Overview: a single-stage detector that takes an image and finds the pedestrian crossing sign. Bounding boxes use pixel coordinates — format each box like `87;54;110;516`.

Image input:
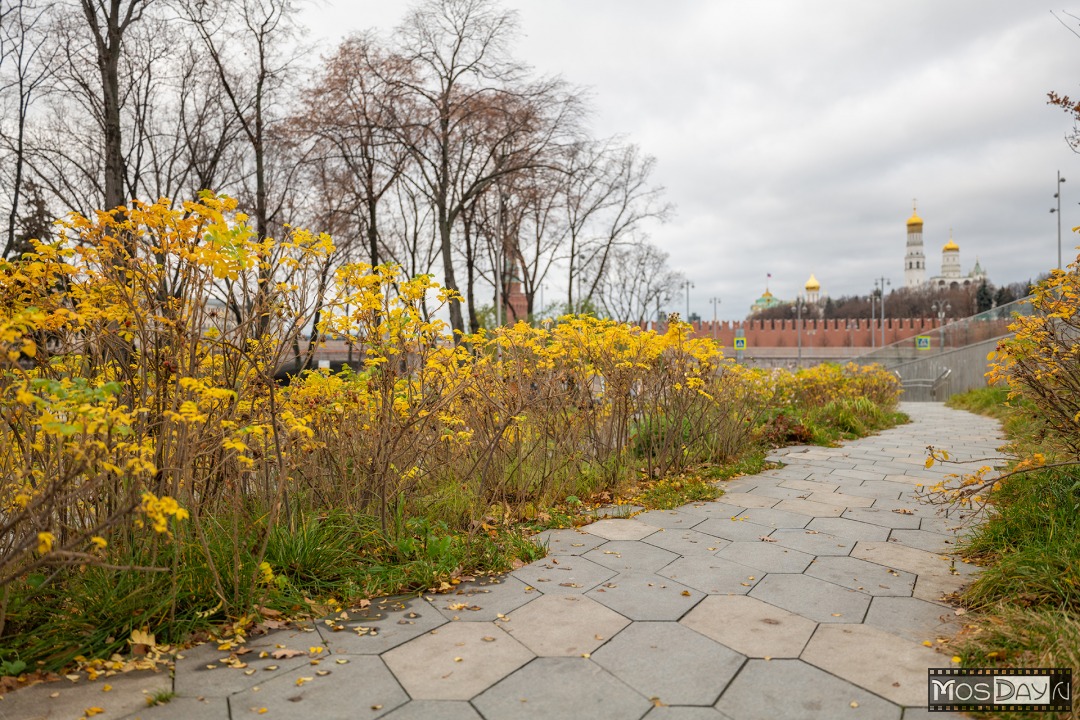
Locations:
733;337;747;350
916;335;931;350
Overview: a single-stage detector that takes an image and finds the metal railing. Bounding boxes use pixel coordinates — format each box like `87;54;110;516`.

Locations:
854;297;1033;400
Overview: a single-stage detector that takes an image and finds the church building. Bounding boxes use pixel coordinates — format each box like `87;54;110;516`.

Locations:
903;204;986;290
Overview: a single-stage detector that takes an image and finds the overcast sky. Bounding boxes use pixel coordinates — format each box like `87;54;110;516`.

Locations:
301;1;1080;320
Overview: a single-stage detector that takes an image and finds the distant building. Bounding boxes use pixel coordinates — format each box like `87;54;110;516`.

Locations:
749;288;783;314
903;204;987;290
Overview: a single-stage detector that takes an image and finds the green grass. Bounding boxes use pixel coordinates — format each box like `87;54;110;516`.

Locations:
946;386;1012;419
945;385;1080;718
961;466;1080;610
630;474;722;510
0;510;546;672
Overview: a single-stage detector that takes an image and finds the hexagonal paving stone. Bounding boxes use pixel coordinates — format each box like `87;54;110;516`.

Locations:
592;622;745;705
695;517;776;542
801;623;943;706
580;517;658;540
805;516;891;541
228;655;407;719
635;509;706;529
913;573;969;604
643;528;731;556
715;492;780;509
768;528;855;556
778;478;840;493
804;556;916;596
584;540;680;572
843;480;904;500
659;556;764;595
585;570;705;621
676;501;749;519
841;507;922;529
174;632;316;697
472;657;652;720
531;528;607;555
805;491;876;508
772;498;847;517
118;696;229;719
888;529;960;553
828;467;887;482
750;485;814;501
380;700;482;720
921;515;975;534
501;594;629;656
715;541;814;573
900;707;969;719
850;541;978;579
382;622;534;700
680;595;817;658
748;574;870;624
511;554;615;594
0;669;171;720
643;707;733;720
735;507;811;529
428;575;540;621
714;659;901;720
319;595;448;654
864;596;961;644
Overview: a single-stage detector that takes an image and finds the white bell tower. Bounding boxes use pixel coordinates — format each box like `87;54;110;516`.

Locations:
904;200;926;288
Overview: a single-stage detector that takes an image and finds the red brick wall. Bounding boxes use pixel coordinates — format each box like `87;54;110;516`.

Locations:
645;317;947;348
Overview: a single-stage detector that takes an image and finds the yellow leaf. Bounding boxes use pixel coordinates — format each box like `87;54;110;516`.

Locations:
924;457;934;469
37;531;55;554
130;629;155;647
85;709;105;717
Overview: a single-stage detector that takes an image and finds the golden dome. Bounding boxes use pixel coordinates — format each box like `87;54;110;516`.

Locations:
804;273;820;291
943;238;959;252
907;200;923;228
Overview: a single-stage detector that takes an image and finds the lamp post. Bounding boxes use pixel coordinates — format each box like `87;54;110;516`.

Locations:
932;300;951;351
875;276;891;348
791;296;804;368
683;280;694;321
1050;170;1066;269
869;292;876;348
710;297;720;339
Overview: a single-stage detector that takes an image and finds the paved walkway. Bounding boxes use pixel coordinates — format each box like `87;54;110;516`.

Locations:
3;403;1003;720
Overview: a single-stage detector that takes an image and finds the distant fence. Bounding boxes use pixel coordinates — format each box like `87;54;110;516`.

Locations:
853;297;1033;401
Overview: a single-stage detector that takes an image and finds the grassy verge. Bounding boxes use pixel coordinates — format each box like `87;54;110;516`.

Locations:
946;387;1080;719
0;366;906;677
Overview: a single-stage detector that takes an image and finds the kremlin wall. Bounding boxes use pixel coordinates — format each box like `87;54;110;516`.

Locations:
677;316;946;349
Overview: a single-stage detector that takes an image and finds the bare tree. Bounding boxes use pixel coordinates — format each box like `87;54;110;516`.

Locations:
294;33;409;267
388;0;578;335
597;239;682;324
0;0;56;258
77;0;155;212
558;139;671;311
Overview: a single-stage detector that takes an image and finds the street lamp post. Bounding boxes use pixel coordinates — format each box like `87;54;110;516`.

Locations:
791;296;804;368
683;280;694;321
875;276;891;348
710;297;720;339
932;300;951;351
1050;170;1066;270
869;292;876;349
